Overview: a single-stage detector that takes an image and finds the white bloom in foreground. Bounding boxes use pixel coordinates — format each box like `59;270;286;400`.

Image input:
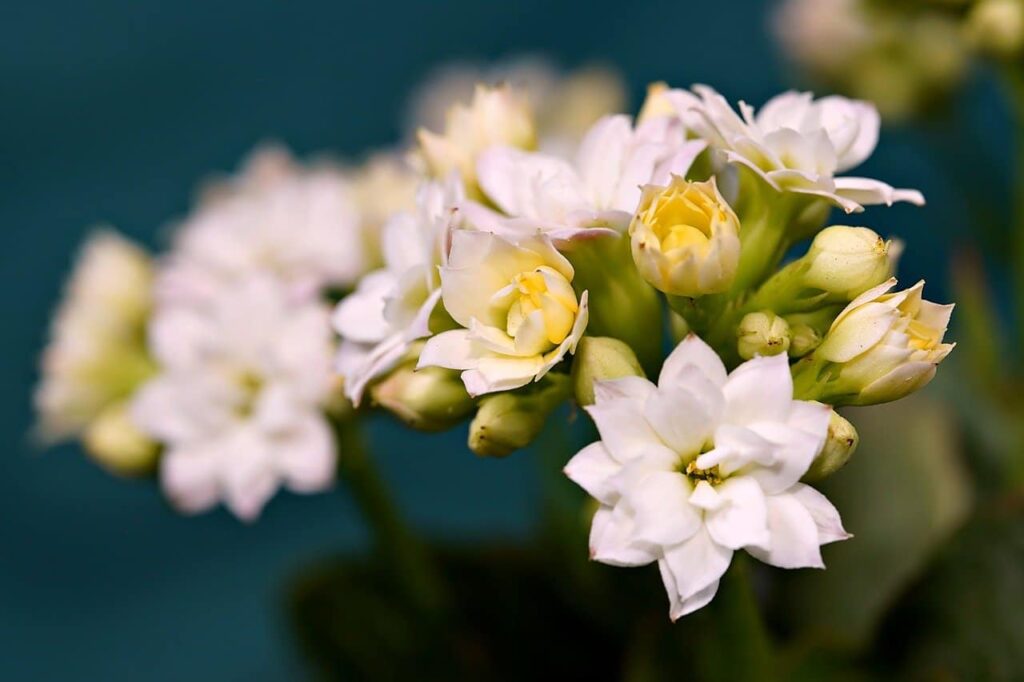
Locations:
418;230;589;396
475;114;706;242
158;146;369;306
332;176;463;404
658;86;923;213
35;230;155;440
132;276;336;521
565;335;847;619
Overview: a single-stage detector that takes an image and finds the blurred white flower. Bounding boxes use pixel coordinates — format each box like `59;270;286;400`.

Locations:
35;230;155;440
660;86;924;213
158;145;371;306
332;175;463;405
476;115;706;242
406;56;628;156
564;335;846;619
773;0;871;77
418;230;588;396
132;275;336;521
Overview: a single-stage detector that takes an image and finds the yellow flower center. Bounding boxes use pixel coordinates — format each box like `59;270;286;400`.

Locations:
505;266;578;348
644;185;722;254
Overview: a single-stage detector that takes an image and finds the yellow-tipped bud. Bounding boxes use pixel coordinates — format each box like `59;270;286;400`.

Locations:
83;402;158;476
571;336;646;406
737;311;791;360
629;177;741;297
370;359;474;432
468;375;570;457
803;411;858;482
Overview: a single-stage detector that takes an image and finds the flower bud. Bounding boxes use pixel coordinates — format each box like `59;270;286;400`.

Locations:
795;279;955;405
784;306;843;358
370;351;475;432
416;84;536;198
788;323;821;358
468;374;570;457
803;226;892;300
802;411;858;482
629;177;741;297
967;0;1024;57
83;402;159;476
571;336;646;406
737;311;791;360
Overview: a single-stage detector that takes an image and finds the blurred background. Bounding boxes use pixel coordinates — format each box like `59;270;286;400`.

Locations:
2;0;1019;679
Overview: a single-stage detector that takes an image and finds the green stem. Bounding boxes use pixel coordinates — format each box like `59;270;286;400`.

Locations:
332;420;448;616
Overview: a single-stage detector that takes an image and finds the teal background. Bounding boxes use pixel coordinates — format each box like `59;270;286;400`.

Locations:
1;1;999;679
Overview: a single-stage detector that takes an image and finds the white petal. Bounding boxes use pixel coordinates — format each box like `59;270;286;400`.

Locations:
331;270;395;344
585;378;664;462
417;329;479;371
704;476;770;550
722;354;793;426
564;441;622;505
833;177;925;207
662;525;733;601
643;386;716;457
660;334;728;388
789;483;851;545
461;356;543;396
477;146;587;220
628;471;701;546
589;504;659;567
746;492;824;569
576;115;633;207
220;427;279;522
160;444;221;515
277;413;337;493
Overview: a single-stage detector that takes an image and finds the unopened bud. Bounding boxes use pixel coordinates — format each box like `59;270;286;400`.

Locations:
737;311;791;360
371;359;474;432
803;411;858;482
571;336;646;406
804;226;891;300
788;323;822;358
83;402;158;476
469;374;571;457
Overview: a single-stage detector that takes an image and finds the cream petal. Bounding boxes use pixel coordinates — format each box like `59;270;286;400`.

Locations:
461;356;544;396
417;329;479;371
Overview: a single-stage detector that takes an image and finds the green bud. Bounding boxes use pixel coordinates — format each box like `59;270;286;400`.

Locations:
563;233;663;375
571;336;646;406
803;226;892;301
468;374;571;457
784;306;843;358
83;402;159;476
737;311;790;360
967;0;1024;58
370;358;474;432
803;411;858;482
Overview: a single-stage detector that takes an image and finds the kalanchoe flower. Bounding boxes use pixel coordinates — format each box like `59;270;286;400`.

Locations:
332;175;463;405
35;230;155;441
475;115;706;243
132;275;336;521
654;85;924;213
629;177;741;297
795;279;955;405
158;146;373;306
417;230;589;396
564;335;848;619
417;84;536;198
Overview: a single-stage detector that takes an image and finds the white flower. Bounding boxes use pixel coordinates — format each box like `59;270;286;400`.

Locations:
332;175;463;405
35;230;155;440
132;275;336;521
564;335;847;619
811;278;955;404
417;230;589;396
475;114;707;242
158;146;369;306
660;86;924;213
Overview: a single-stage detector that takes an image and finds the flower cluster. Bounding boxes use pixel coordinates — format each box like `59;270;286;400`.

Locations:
36;63;953;616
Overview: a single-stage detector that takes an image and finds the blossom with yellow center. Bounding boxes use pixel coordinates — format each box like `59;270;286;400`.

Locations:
629;177;741;297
